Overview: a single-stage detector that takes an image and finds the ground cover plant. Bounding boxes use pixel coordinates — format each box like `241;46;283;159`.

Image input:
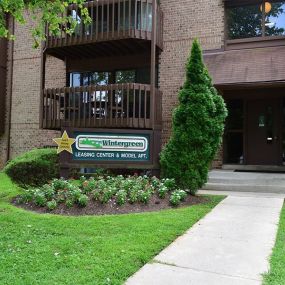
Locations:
263;202;285;285
160;39;227;194
15;175;202;215
0;172;224;285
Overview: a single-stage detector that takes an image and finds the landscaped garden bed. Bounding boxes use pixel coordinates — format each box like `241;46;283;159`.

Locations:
14;175;207;215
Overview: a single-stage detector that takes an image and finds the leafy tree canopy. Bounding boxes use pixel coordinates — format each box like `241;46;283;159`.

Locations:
0;0;91;47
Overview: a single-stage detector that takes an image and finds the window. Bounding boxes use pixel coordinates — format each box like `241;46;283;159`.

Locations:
70;69;151;87
227;1;285;40
115;70;136;83
69;72;110;87
69;72;110;105
224;99;244;164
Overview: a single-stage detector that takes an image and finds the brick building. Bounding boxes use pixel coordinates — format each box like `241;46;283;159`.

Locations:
0;0;285;172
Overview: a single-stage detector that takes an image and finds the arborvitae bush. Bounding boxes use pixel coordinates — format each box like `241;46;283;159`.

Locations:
160;40;227;194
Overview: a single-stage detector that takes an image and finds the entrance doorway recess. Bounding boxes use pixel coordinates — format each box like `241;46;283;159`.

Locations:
223;88;284;168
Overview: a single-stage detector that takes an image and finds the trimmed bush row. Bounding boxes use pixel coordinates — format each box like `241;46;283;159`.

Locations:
17;176;188;210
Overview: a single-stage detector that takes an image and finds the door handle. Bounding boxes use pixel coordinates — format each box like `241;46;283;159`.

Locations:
268;136;278;142
266;136;278;143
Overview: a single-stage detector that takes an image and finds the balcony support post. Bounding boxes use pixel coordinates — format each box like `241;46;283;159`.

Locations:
150;0;157;130
40;46;46;129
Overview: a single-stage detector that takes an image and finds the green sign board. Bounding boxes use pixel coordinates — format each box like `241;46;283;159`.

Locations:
72;132;150;162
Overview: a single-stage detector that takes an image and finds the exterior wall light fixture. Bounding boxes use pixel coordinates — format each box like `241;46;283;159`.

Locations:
260;1;272;14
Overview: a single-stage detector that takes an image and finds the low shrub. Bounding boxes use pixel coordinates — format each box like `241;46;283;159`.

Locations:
4;148;59;187
65;199;74;208
128;188;139;204
17;175;192;210
178;189;187;201
33;190;47;207
157;185;168;199
47;200;57;211
99;188;114;204
81;177;97;193
161;178;176;191
170;190;188;206
138;190;152;204
169;191;181;206
92;189;101;201
18;189;34;204
77;194;89;207
116;190;127;206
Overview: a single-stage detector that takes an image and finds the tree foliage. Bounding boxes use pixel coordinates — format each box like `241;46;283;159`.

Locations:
160;39;227;194
0;0;91;47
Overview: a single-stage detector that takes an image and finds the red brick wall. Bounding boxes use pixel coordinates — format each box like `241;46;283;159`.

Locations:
0;14;64;168
159;0;225;166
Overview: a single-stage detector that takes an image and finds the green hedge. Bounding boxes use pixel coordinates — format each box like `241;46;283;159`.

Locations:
4;148;59;187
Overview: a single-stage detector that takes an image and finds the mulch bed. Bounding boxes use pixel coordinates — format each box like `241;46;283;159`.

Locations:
13;194;208;216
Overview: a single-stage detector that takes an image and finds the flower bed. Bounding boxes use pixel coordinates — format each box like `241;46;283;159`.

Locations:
15;175;207;215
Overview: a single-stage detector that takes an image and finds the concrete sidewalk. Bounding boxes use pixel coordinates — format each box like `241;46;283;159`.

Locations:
126;195;284;285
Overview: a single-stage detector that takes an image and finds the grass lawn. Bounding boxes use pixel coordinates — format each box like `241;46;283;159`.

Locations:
0;173;224;285
263;202;285;285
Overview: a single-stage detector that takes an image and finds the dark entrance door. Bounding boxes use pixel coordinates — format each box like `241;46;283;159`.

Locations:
247;99;281;165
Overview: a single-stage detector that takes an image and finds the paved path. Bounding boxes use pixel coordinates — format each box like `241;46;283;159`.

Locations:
126;195;284;285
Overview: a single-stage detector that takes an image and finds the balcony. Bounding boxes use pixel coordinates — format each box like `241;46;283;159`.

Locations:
41;83;162;130
44;0;163;59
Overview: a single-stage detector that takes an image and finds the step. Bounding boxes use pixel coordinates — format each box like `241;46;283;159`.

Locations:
208;178;285;186
203;182;285;194
209;171;285;180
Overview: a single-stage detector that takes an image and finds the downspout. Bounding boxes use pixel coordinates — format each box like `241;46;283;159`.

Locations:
6;16;15;163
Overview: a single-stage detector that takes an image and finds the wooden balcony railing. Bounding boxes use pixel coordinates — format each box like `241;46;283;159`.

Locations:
45;0;163;50
41;83;162;130
0;38;7;135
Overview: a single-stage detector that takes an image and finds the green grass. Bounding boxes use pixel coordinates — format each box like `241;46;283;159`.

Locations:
0;173;224;285
263;202;285;285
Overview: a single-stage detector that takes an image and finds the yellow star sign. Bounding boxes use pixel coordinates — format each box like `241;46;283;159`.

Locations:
53;131;76;154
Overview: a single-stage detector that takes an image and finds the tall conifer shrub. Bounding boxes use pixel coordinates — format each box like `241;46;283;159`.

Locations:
160;40;227;194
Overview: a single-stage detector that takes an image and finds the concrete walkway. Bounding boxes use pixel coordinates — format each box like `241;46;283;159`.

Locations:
126;195;284;285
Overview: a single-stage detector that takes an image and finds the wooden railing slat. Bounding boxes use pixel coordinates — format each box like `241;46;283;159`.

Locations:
112;0;115;38
128;0;131;36
118;0;120;38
